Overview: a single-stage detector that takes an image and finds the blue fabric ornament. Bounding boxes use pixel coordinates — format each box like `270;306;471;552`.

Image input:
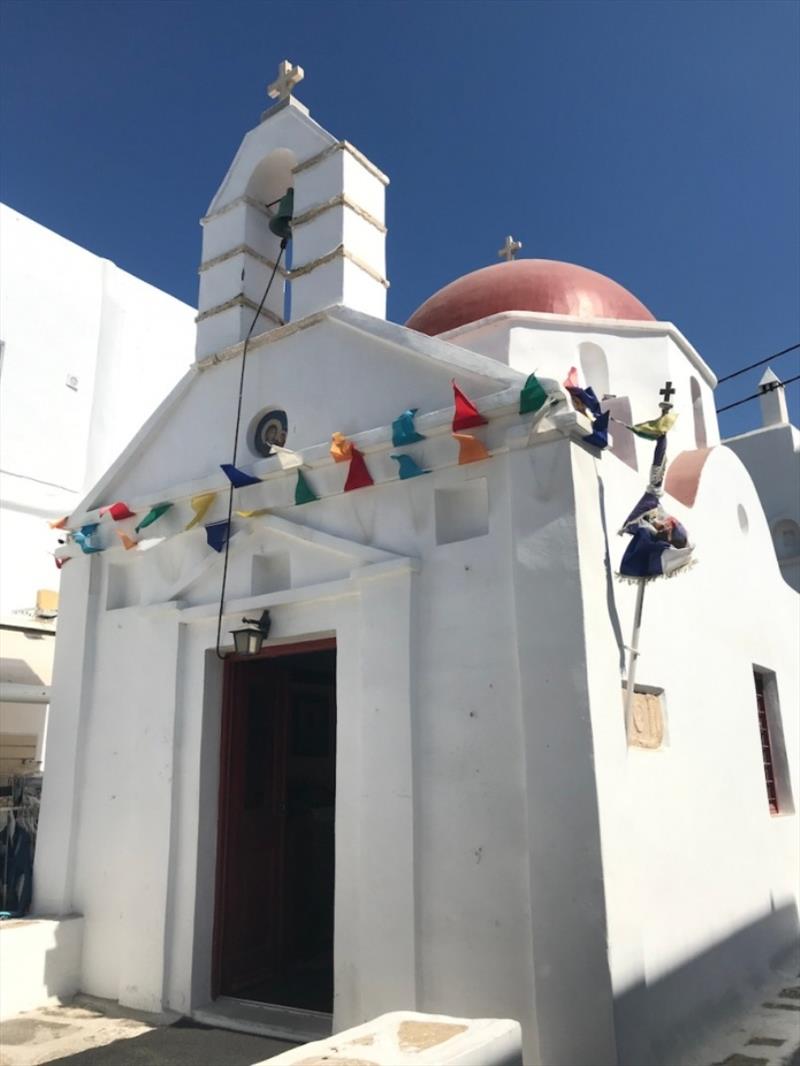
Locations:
391;454;429;480
582;410;609;449
391;408;426;447
220;464;262;488
206;520;231;553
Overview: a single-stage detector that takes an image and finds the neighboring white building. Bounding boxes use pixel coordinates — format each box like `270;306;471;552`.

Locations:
724;368;800;593
31;81;798;1066
0;204;195;779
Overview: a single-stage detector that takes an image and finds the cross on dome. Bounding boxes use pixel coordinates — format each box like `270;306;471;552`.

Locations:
268;60;304;102
498;235;522;262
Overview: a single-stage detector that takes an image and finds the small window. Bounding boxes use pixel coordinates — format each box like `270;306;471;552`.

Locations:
251;408;288;457
753;669;783;814
773;519;800;561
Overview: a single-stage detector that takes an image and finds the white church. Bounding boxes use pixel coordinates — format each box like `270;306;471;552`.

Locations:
30;65;798;1065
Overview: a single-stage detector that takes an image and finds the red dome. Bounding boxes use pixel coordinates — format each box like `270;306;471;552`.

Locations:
405;258;655;336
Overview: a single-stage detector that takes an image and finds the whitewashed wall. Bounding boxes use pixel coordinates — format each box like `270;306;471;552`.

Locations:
0;204;196;618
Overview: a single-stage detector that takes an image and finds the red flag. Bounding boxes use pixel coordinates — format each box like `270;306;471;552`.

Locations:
452;381;488;432
49;515;70;530
563;366;579;390
55;556;70;569
100;501;136;521
344;448;374;491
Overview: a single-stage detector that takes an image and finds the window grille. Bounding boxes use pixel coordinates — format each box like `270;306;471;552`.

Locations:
754;671;779;814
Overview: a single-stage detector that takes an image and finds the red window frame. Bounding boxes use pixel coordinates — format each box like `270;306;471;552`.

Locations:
754;671;779;815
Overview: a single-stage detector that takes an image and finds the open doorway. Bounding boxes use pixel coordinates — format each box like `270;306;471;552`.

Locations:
213;641;336;1014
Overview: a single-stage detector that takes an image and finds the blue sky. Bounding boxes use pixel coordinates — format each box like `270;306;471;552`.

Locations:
2;0;798;434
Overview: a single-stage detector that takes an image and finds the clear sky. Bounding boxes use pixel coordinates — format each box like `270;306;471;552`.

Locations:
2;0;798;435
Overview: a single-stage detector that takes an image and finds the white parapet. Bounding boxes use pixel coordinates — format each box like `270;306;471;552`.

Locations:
260;1011;523;1066
0;916;84;1019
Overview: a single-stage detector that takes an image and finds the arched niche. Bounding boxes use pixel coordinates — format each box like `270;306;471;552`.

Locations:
690;377;707;449
601;395;638;470
246;147;297;206
579;342;610;401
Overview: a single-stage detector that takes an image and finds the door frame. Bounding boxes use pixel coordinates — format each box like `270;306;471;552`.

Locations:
211;637;337;1001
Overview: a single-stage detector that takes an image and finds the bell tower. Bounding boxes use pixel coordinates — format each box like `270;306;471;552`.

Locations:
195;62;389;362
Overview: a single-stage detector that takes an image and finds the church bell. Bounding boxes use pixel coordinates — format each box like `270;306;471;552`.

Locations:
268;188;294;242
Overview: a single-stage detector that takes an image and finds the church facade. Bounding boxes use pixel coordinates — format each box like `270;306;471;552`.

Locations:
34;74;799;1066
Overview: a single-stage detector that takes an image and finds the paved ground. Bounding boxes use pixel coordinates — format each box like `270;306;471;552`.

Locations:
674;966;800;1066
0;998;295;1066
0;976;798;1066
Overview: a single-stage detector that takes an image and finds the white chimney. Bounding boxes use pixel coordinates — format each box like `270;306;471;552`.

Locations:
759;367;789;427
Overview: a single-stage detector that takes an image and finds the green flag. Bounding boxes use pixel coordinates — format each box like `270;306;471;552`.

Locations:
135;502;173;533
295;470;318;506
520;373;547;415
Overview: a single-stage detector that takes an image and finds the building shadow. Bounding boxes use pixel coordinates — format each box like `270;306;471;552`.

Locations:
614;899;800;1066
34;1017;295;1065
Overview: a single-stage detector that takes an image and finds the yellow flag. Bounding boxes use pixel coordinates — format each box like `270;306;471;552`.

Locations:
185;492;216;530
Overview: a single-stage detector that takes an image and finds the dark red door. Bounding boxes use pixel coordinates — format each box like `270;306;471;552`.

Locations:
213;644;336;1011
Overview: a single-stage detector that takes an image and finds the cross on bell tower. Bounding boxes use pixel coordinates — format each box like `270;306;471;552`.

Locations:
267;60;304;102
659;380;676;411
498;235;522;262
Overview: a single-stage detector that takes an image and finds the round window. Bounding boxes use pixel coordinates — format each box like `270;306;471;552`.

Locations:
251;409;288;457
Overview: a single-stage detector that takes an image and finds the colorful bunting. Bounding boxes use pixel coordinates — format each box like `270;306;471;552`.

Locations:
99;501;136;521
235;508;270;518
135;502;172;534
583;410;610;450
55;556;70;569
454;432;490;465
519;373;548;415
74;524;102;554
391;454;429;479
220;464;262;488
563;366;580;391
49;515;70;530
392;408;426;447
452;381;488;432
628;411;678;440
567;384;602;418
116;531;138;551
206;520;231;553
185;493;216;531
295;469;319;505
344;448;374;491
330;432;354;463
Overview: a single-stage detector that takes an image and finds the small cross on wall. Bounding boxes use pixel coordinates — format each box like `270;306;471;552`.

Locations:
659;380;676;409
498;235;522;262
268;60;304;102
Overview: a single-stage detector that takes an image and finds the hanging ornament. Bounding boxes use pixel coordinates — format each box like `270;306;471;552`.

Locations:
135;502;173;534
99;501;136;521
330;432;354;463
185;493;216;531
391;454;429;479
452;381;488;432
295;469;319;505
454;432;490;465
344;448;374;491
220;464;262;488
392;408;426;447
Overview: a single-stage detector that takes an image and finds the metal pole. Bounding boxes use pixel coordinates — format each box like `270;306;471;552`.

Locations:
624;579;647;741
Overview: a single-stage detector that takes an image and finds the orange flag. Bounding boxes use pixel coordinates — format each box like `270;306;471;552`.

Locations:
330;432;354;463
49;515;70;530
117;531;138;551
454;432;490;465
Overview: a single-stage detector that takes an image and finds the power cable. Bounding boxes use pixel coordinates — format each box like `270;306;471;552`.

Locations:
715;372;800;414
716;342;800;384
215;239;287;659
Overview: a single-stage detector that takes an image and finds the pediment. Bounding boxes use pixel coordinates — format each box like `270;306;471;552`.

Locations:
80;305;524;516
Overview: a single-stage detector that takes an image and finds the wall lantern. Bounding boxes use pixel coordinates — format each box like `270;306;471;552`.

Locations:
231;610;272;656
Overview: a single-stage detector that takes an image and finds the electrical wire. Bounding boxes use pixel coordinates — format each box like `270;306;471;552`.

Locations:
215;237;287;659
715;342;800;384
715;372;800;414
